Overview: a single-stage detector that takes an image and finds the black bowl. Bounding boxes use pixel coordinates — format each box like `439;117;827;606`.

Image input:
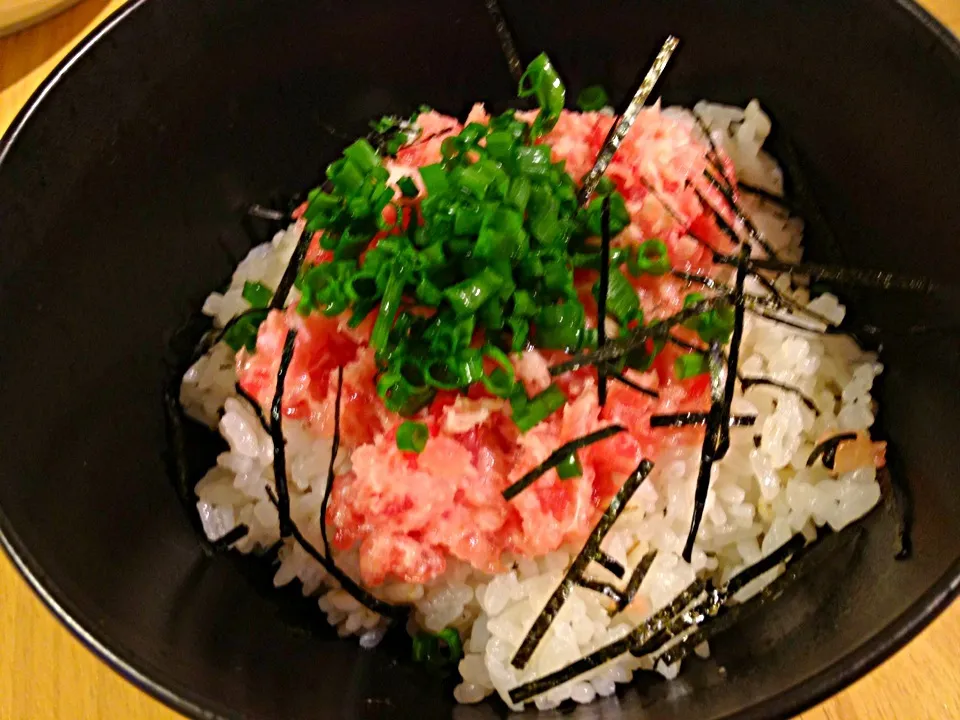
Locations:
1;1;959;718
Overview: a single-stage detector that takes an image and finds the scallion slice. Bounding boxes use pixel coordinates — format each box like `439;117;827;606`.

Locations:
396;421;429;453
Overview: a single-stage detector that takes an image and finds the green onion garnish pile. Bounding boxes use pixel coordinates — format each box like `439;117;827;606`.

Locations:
234;53;734;429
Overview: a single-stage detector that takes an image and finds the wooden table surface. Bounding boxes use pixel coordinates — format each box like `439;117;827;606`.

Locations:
1;1;959;718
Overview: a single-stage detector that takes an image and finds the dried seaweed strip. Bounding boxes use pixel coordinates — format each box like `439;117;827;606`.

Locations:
270;223;311;311
616;551;657;612
270;329;299;531
510;535;811;704
502;425;627;500
576;579;624;605
578;37;680;205
234;382;271;433
746;268;836;327
265;487;406;619
509;576;708;703
740;376;819;414
210;524;250;551
691;110;736;188
549;299;726;375
806;431;858;471
605;369;660;398
651;530;847;667
717;254;938;294
266;330;405;619
596;196;613;405
483;0;525;85
698;171;782;260
594;551;626;580
319;367;343;559
650;412;756;428
695;184;781;261
738;181;796;212
510;459;655;669
682;246;749;563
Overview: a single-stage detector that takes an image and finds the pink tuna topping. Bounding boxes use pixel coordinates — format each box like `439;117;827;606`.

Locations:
237;105;740;585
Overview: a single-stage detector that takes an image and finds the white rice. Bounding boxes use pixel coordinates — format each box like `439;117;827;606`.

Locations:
180;100;883;710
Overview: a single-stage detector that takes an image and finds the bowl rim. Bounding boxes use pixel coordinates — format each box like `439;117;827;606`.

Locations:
0;1;958;719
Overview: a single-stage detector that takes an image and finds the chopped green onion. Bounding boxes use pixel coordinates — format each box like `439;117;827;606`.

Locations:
480;345;516;397
377;367;435;416
242;281;273;309
396;421;429;453
512;383;567;432
412;628;463;669
534;301;585;350
370;265;407;350
412;632;437;664
444;268;505;317
342;138;379;173
518;53;566;137
515;145;553;176
577;85;610;112
397;176;419;198
222;310;269;352
512;290;538;318
556;452;583;479
436;628;463;664
595;268;639;323
419;163;449;195
507;316;530;351
629;238;671;276
675;352;709;379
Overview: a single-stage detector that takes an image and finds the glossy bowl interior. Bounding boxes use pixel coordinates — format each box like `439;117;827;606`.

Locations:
1;1;958;719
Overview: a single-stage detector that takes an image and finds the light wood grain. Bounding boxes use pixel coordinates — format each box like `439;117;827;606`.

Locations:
1;1;958;718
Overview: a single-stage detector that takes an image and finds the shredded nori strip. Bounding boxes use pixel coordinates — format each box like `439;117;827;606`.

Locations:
319;366;343;559
270;330;299;533
509;575;707;703
509;533;807;704
616;551;657;611
694;184;781;261
267;329;405;619
806;431;858;471
648;533;809;667
270;224;311;311
691;111;734;188
682;245;749;563
737;181;796;212
745;268;836;327
672;269;729;292
247;204;287;222
210;523;250;551
715;254;938;294
578;37;679;205
510;458;654;669
740;376;820;414
549;298;725;376
576;579;624;605
502;425;627;500
596;196;613;406
605;370;660;398
482;0;525;85
265;488;405;619
594;551;626;580
650;412;756;428
234;382;271;433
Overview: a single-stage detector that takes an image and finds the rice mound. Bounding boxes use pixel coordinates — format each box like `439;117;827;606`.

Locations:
180;100;883;710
